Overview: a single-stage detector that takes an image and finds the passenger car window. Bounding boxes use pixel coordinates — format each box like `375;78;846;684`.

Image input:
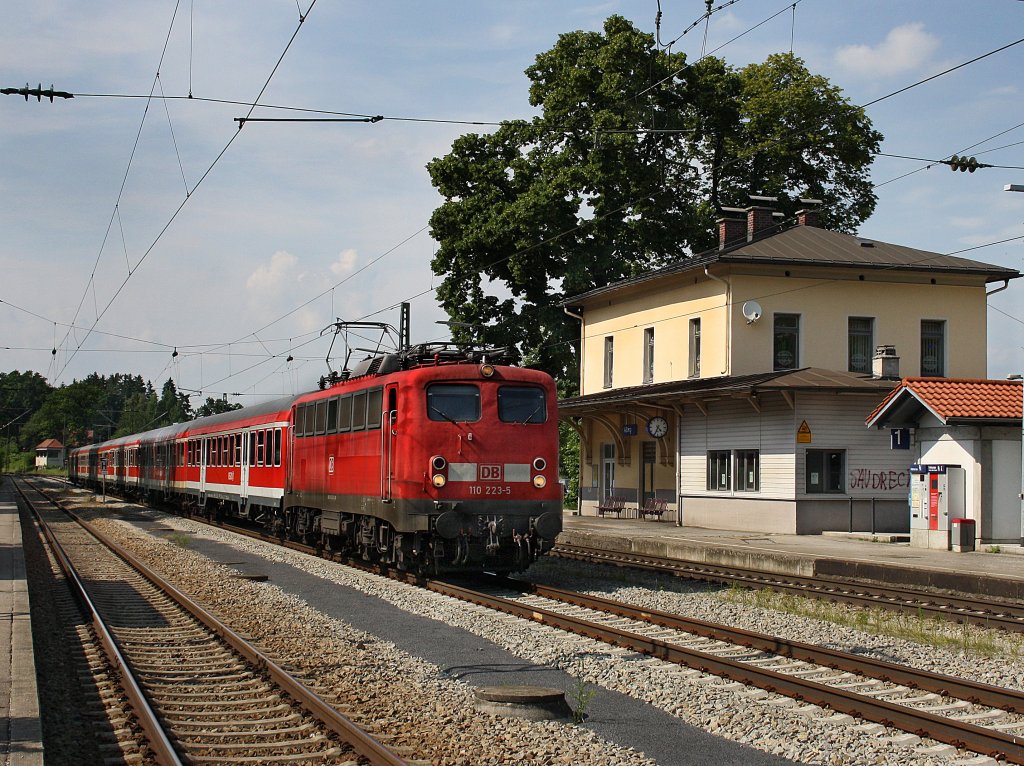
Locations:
497;386;546;424
427;384;480;422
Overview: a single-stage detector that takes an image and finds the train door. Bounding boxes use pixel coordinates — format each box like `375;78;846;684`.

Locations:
199;437;208;505
286;406;297;495
381;384;398;501
240;430;250;507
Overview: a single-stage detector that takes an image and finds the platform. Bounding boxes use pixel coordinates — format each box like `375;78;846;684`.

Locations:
0;480;43;765
561;514;1024;600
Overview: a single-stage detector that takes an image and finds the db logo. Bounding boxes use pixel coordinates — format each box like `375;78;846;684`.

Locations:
480;464;502;481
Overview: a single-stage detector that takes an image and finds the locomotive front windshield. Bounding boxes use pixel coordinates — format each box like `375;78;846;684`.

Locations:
427;384;480;422
498;386;547;424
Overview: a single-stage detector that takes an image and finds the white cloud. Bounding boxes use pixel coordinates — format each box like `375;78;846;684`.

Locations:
834;23;939;78
246;250;299;297
330;249;358;277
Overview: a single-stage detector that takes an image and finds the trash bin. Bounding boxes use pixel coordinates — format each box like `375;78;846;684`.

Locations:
951;518;976;552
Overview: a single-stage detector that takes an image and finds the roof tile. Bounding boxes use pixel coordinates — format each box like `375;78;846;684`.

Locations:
868;377;1023;424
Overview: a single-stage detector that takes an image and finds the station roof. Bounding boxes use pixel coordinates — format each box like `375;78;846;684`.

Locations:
563;224;1021;307
559;367;897;414
34;439;64;450
866;377;1023;428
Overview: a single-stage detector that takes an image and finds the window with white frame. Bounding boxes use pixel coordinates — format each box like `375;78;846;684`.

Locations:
643;327;655;384
773;313;800;370
805;449;845;493
689;318;701;377
734;450;759;491
920;320;945;377
706;450;731;491
603;336;614;388
848;317;874;373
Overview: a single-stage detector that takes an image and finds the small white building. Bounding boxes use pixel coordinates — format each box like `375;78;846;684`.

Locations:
867;378;1023;546
34;439;65;469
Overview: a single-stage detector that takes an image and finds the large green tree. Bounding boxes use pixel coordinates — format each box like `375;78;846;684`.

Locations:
427;16;881;386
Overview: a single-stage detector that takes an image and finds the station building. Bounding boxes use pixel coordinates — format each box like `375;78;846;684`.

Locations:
559;200;1020;534
34;439;66;469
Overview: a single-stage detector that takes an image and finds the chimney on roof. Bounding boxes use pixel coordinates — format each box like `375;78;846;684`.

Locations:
872;345;900;380
746;196;778;241
717;207;746;250
796;198;823;228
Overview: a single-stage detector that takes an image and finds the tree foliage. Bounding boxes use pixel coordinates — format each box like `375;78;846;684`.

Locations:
13;373;196;448
427;16;881;386
0;371;52;441
194;396;243;418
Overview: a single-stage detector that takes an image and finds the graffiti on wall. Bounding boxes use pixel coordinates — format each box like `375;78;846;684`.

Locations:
848;468;909;491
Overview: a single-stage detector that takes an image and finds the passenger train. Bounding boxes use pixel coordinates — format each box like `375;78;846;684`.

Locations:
68;341;563;573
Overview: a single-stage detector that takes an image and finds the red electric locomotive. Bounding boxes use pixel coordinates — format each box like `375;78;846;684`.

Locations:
283;344;562;571
69;324;562;573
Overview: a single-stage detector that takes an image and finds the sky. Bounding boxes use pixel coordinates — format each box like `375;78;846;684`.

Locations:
1;0;1023;407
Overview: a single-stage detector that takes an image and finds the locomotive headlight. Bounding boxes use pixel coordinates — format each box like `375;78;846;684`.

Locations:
480;363;495;378
432;473;447;488
533;475;547;488
431;455;447;471
532;457;547;471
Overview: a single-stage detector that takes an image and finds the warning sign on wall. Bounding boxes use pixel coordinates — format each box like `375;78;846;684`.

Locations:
796;420;812;444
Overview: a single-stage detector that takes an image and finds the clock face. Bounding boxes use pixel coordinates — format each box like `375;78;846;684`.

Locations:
646;416;668;438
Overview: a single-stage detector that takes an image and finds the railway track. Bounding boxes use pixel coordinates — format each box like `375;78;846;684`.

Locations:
553;542;1024;632
432;575;1024;764
39;478;1024;762
15;477;416;766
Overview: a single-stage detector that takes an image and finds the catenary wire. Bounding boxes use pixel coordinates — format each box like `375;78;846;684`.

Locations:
54;1;320;384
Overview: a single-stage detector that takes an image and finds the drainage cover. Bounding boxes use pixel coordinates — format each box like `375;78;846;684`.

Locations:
473;685;573;721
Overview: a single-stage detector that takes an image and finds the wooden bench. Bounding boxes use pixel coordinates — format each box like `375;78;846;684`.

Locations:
638;497;668;520
596;496;627;518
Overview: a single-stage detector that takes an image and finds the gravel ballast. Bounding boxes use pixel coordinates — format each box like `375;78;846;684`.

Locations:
69;493;1011;766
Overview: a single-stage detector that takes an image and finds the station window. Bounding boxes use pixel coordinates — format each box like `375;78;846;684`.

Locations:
734;450;759;492
427;384;480;422
642;327;655;384
773;313;800;370
848;317;874;374
806;449;845;494
921;320;945;377
603;336;614;389
706;450;731;491
689;318;701;377
498;386;547;423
